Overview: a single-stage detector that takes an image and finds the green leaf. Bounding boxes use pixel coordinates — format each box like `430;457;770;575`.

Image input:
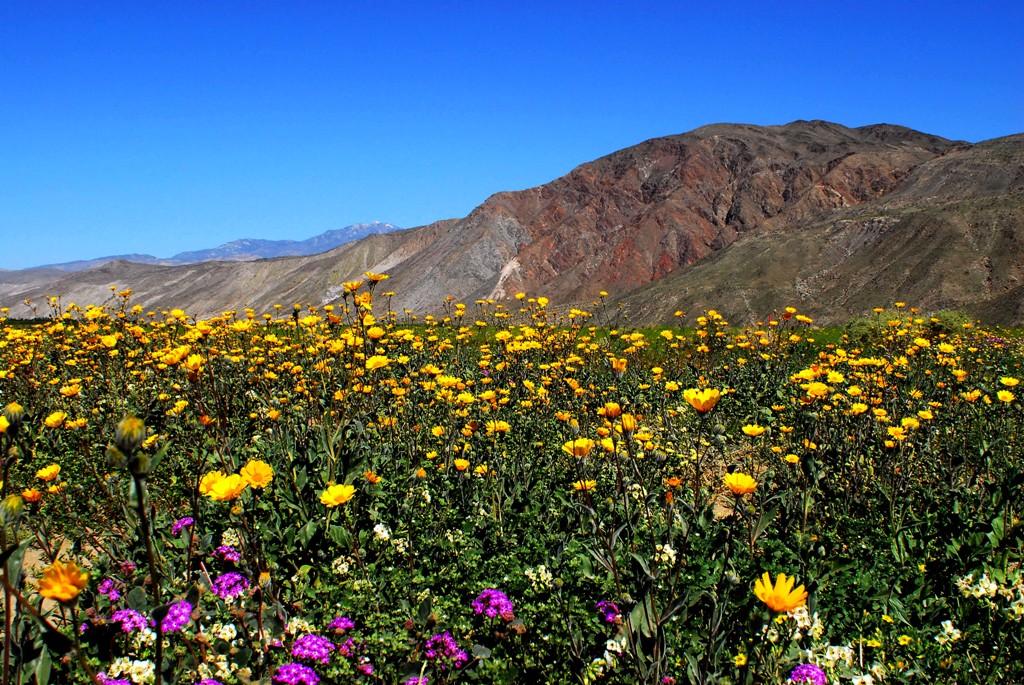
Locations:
34;647;51;685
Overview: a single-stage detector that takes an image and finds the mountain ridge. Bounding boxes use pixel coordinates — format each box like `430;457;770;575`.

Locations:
2;121;1022;324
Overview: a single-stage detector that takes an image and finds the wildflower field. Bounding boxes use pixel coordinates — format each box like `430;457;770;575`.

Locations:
0;283;1022;685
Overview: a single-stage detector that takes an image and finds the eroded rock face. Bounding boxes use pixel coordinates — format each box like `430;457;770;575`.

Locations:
380;120;956;309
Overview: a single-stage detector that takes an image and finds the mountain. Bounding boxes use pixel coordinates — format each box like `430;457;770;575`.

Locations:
165;222;400;263
18;222;401;273
2;121;1022;323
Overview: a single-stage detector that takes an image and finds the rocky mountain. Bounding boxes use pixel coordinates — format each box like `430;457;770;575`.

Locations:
18;222;400;273
2;121;1022;323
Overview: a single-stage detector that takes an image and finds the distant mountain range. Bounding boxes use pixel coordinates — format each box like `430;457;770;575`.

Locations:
2;121;1022;323
19;222;401;272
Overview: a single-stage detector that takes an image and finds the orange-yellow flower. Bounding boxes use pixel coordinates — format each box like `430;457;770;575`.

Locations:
683;388;721;414
724;472;757;495
571;479;596;492
364;470;381;484
562;438;596;457
199;470;226;496
741;424;766;437
21;488;42;503
36;464;61;482
208;473;247;502
620;414;638;433
38;560;89;602
44;411;67;429
240;460;274;489
754;572;808;613
320;483;356;507
453;458;470;471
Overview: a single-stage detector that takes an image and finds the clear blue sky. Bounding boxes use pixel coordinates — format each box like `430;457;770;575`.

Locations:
1;1;1021;269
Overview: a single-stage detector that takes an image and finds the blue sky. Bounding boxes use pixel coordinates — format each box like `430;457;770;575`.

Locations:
1;1;1021;269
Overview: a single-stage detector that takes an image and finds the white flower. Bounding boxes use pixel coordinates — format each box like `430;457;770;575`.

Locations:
852;675;874;685
128;659;155;684
216;623;237;641
654;543;677;565
373;523;391;541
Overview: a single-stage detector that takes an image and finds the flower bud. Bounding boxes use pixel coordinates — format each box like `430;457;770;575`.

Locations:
3;402;24;426
1;493;24;520
114;416;146;456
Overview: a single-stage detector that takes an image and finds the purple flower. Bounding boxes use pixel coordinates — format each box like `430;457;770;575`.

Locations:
211;572;249;600
356;658;374;675
97;675;132;685
98;578;121;602
161;600;193;633
272;662;320;685
596;600;621;624
472;588;515;621
110;608;151;633
119;561;137;575
789;663;827;685
213;545;242;564
196;680;224;685
337;637;356;658
403;678;429;685
424;631;468;670
292;633;335;664
328;615;355;633
171;516;195;537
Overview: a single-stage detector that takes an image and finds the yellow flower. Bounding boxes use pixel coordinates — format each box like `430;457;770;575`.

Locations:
240;460;274;489
724;472;757;495
620;414;638;433
453;458;470;471
1000;376;1019;387
733;653;748;667
754;572;808;613
784;453;800;464
365;355;390;371
36;464;61;482
741;424;766;437
997;390;1015;403
208;473;247;502
0;416;8;434
44;411;67;429
199;470;227;496
572;479;596;492
38;560;89;602
485;420;510;434
683;388;720;413
320;483;356;507
562;438;596;457
898;634;913;646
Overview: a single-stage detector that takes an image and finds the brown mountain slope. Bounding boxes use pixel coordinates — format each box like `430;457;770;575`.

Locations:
3;121;1022;323
614;134;1024;324
376;120;957;312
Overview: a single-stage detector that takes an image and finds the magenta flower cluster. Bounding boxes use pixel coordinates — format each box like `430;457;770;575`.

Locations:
328;615;355;632
160;600;193;633
170;516;194;537
272;662;320;685
472;588;515;621
211;572;249;600
789;663;827;685
214;545;241;564
596;600;621;624
111;608;151;633
291;634;335;664
424;631;468;670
